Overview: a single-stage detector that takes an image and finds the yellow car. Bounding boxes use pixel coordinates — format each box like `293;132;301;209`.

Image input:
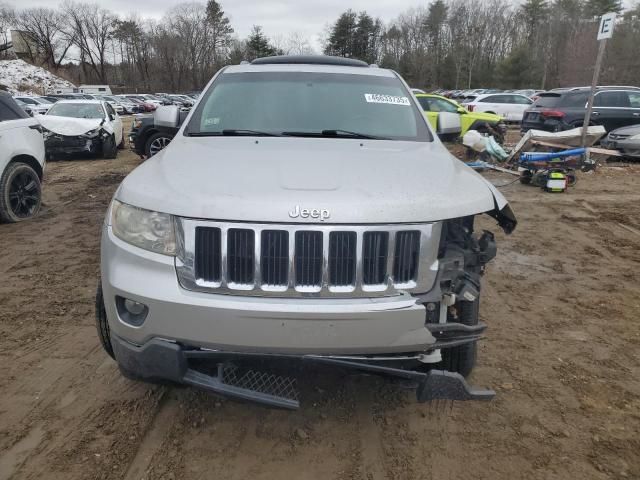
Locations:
415;94;506;141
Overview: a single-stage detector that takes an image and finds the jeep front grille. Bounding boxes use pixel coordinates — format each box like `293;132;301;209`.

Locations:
176;220;441;298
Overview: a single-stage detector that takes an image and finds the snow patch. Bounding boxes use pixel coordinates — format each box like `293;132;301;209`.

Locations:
0;59;75;95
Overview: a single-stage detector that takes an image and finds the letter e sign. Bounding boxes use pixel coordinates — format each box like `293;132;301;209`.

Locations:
597;13;616;40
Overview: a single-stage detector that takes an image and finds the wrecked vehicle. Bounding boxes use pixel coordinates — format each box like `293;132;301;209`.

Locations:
600;124;640;158
38;100;124;159
0;92;45;223
96;55;517;409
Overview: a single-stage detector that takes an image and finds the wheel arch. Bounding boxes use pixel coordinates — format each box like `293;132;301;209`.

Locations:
10;154;43;180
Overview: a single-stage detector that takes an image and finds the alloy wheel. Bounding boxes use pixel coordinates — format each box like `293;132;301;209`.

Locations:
9;171;40;218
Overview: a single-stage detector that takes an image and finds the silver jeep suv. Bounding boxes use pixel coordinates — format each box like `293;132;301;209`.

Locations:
96;56;516;408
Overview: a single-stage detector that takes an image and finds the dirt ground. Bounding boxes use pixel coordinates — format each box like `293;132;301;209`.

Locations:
1;124;640;480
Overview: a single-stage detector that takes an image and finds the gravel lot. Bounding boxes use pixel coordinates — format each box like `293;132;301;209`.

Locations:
1;128;639;480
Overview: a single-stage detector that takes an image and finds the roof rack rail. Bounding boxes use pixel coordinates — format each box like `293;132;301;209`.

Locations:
250;55;368;67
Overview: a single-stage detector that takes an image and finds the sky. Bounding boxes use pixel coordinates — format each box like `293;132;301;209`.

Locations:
6;0;438;51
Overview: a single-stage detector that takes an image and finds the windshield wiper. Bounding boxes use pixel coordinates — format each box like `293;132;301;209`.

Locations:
187;129;281;137
282;130;386;140
222;129;282;137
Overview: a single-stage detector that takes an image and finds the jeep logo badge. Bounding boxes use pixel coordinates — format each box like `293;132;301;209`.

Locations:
288;205;330;221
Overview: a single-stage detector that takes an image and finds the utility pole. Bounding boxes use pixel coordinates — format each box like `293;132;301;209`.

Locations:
581;12;616;147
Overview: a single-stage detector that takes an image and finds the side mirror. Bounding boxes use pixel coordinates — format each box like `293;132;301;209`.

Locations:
457;107;467;114
436;112;462;136
154;105;180;128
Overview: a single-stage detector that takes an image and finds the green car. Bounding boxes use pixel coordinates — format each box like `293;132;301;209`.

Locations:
415;94;506;141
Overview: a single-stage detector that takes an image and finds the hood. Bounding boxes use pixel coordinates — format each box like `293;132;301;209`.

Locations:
116;136;514;227
38;115;112;136
610;124;640;136
466;110;502;122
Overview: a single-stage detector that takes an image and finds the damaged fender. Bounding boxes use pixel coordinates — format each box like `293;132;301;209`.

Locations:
481;176;517;234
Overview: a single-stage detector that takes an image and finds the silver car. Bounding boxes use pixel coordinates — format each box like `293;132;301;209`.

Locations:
601;124;640;158
96;56;517;408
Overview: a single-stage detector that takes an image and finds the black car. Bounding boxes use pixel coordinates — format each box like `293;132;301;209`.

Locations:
521;86;640;133
129;111;188;158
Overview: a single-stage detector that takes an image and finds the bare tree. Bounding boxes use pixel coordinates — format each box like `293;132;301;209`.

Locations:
0;2;14;53
13;7;74;69
63;2;117;83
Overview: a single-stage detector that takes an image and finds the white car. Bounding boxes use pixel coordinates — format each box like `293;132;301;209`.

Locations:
13;96;51;115
94;95;126;115
0;92;45;222
38;100;124;159
465;93;533;122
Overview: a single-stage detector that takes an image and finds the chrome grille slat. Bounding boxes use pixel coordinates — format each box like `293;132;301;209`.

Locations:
362;231;388;285
227;228;255;285
194;227;221;283
177;220;441;298
295;231;323;289
329;231;356;287
261;230;288;287
393;231;420;286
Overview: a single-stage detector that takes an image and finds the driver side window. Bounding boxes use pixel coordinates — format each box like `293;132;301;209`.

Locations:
105;103;116;117
432;98;459;113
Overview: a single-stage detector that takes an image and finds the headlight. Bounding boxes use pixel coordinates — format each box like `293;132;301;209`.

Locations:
630;134;640;141
111;200;176;255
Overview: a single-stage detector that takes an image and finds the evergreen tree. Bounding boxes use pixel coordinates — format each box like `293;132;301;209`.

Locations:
353;12;382;63
585;0;622;17
521;0;550;41
205;0;233;66
426;0;449;85
324;10;358;57
246;25;278;60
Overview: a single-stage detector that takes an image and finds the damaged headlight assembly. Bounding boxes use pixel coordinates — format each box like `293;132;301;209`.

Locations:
111;200;176;255
81;128;102;139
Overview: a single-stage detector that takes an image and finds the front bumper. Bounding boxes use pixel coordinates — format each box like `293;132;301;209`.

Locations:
111;334;494;409
101;226;437;354
601;137;640;157
45;135;101;155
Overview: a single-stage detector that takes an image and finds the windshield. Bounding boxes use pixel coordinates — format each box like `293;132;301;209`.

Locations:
186;71;431;141
47;103;104;119
17;98;38;105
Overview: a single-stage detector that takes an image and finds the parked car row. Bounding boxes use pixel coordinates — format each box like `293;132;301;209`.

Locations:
431;88;545;103
10;92;200;117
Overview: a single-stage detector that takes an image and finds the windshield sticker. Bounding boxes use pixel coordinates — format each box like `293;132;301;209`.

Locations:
364;94;410;106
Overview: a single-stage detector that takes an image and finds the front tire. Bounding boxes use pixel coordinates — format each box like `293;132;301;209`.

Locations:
95;282;115;359
101;135;118;159
437;298;479;377
0;162;42;223
144;132;173;158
